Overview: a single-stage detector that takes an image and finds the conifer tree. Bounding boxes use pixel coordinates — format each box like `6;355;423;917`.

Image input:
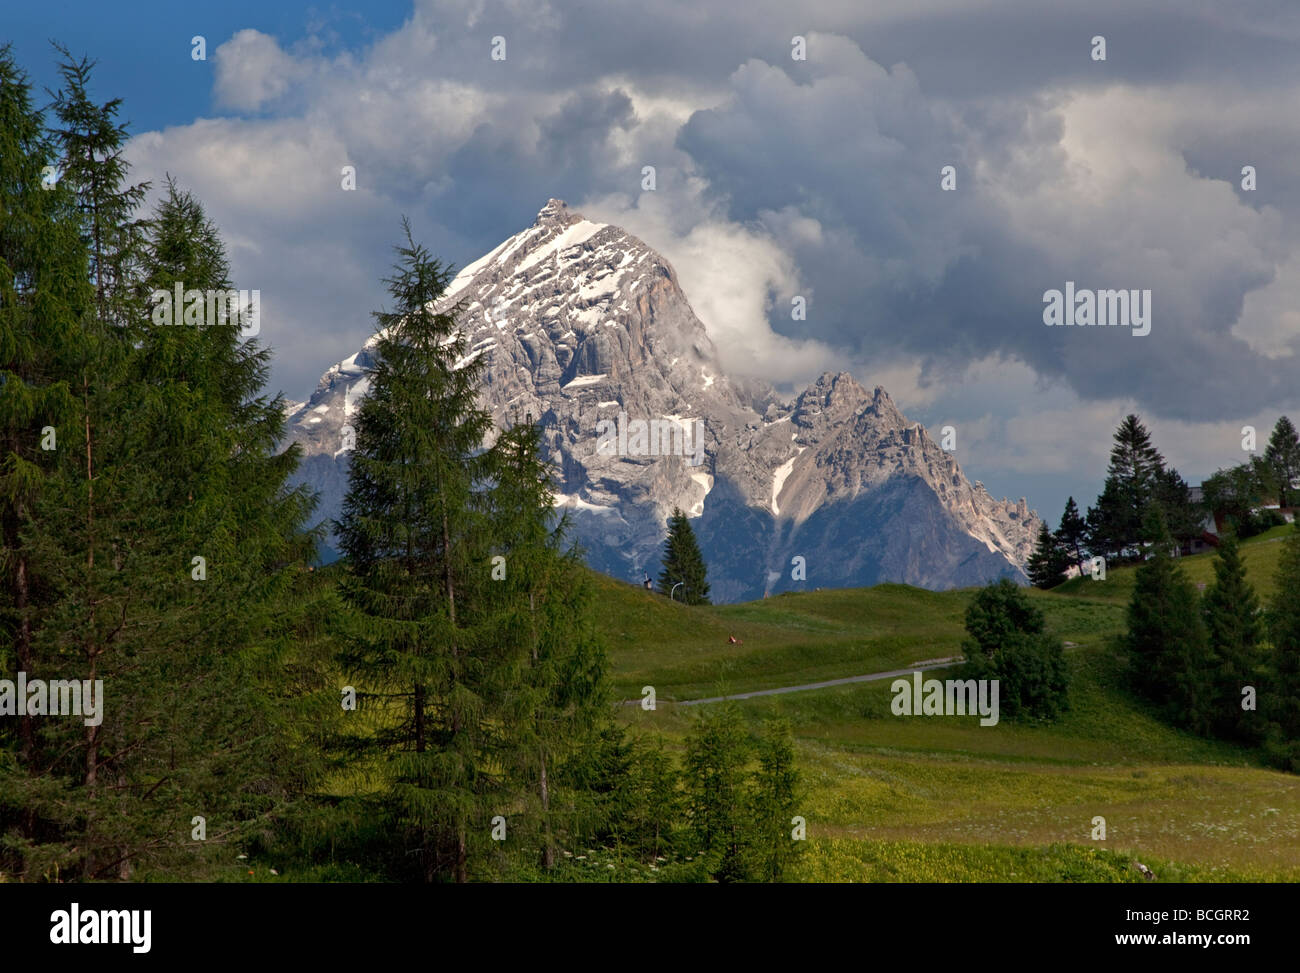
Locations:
1081;413;1185;561
591;730;681;862
1155;466;1202;549
34;47;150;879
23;171;320;879
1085;479;1129;564
1124;510;1214;733
747;719;801;882
1202;533;1265;741
337;221;498;883
0;43;94;876
1026;522;1069;589
1265;417;1300;508
1110;414;1165;491
658;506;710;605
1057;496;1088;573
564;723;638;852
684;704;749;881
1264;526;1300;771
487;417;608;871
626;735;680;862
49;45;149;331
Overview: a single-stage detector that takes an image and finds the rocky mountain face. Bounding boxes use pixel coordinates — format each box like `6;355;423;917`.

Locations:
285;199;1040;602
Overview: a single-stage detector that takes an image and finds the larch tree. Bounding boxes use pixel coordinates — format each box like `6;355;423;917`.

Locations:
0;43;95;879
336;221;498;883
486;417;608;872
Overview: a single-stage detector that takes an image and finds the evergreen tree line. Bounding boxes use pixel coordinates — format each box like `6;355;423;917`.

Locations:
1020;415;1300;767
963;516;1299;773
2;45;328;881
0;45;802;882
1027;413;1298;589
1124;513;1300;772
578;712;802;882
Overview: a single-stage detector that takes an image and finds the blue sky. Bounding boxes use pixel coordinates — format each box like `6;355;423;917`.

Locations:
7;2;411;131
10;1;1300;523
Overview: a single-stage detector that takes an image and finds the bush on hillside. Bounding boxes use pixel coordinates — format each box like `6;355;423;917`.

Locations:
959;579;1071;722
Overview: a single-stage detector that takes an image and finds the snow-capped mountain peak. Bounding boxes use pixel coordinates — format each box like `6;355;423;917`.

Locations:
286;200;1040;599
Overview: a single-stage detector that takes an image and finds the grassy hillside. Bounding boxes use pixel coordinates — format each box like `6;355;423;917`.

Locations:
1051;523;1293;605
601;527;1300;881
597;576;1127;701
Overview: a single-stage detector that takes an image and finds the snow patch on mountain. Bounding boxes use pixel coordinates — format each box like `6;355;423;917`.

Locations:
285;199;1042;600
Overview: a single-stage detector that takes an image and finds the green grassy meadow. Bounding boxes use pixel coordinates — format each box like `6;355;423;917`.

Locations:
601;528;1300;882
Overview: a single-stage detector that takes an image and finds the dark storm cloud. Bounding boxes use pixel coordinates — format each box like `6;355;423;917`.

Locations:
671;30;1297;420
405;0;1300;100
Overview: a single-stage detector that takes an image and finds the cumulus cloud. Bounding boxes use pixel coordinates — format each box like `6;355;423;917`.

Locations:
676;36;1297;421
121;0;1300;520
214;30;316;112
582;190;837;384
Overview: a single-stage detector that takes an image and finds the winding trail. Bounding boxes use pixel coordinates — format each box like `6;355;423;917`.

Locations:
624;657;963;707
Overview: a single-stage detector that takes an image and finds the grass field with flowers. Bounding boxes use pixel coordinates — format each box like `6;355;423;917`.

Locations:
602;528;1300;881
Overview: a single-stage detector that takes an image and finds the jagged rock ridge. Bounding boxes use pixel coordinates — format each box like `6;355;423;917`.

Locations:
285;199;1041;601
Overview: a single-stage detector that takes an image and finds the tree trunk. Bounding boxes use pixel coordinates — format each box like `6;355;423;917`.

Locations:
10;530;35;761
455;831;468;884
83;652;99;877
540;755;554;869
414;685;425;753
439;504;469;883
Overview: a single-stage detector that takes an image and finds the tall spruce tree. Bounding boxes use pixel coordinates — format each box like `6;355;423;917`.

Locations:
1264;526;1300;771
337;221;499;883
1202;533;1265;741
1057;496;1088;573
658;506;710;605
1087;415;1166;561
1124;510;1214;733
1265;417;1300;508
1026;522;1069;589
